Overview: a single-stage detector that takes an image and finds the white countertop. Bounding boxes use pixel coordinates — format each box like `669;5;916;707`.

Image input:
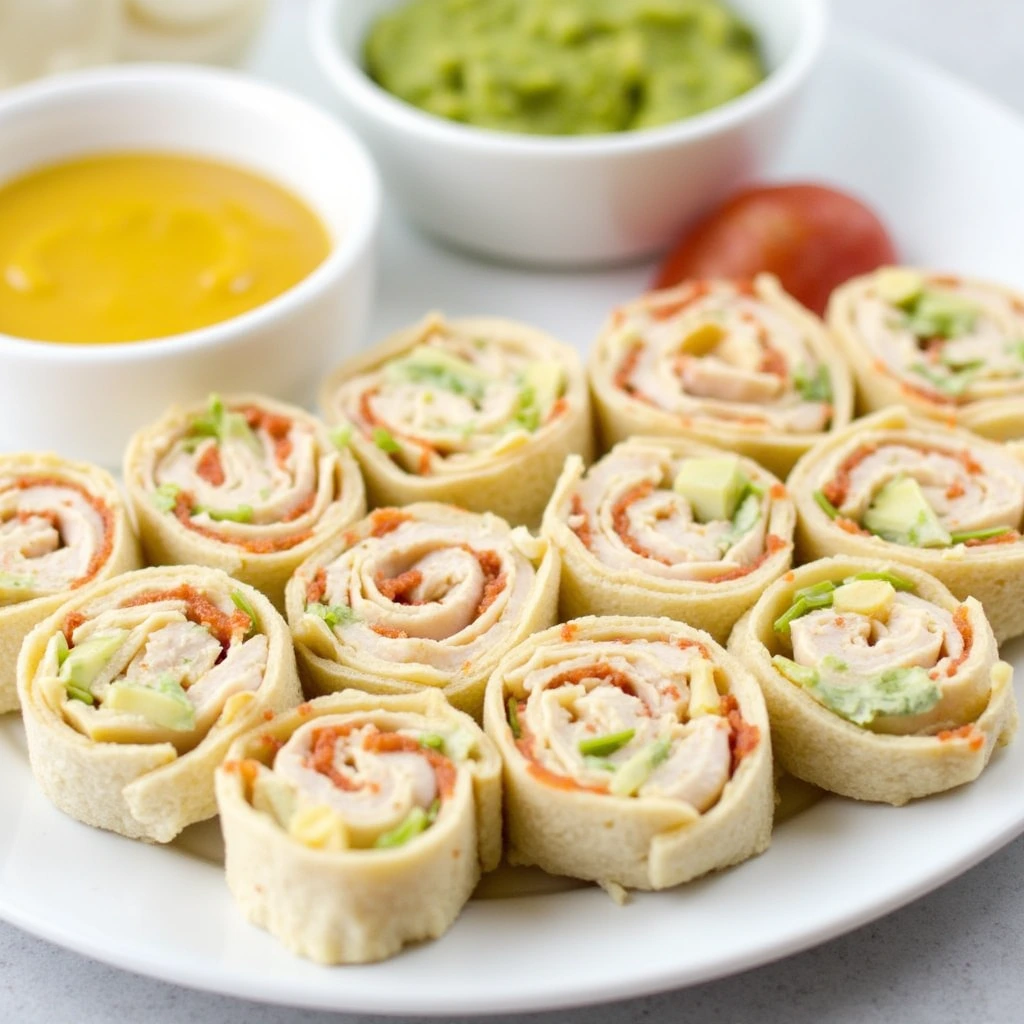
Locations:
4;2;1024;1021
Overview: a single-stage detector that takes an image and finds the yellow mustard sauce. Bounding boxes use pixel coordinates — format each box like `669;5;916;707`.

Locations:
0;153;331;344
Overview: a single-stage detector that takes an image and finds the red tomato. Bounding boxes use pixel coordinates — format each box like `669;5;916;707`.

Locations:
653;183;898;316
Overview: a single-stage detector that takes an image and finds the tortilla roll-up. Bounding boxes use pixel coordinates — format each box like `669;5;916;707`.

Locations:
483;616;772;890
320;312;593;529
543;438;795;643
729;557;1017;804
0;453;141;714
216;690;501;964
124;393;366;610
788;408;1024;642
286;504;559;718
17;566;302;842
829;267;1024;438
588;274;853;477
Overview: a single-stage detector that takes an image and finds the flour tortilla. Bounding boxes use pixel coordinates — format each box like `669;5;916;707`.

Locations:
17;565;302;842
542;436;795;643
0;452;141;714
215;689;501;964
728;556;1017;805
482;615;773;890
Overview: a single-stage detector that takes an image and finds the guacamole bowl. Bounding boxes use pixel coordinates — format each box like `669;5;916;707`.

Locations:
0;64;380;466
310;0;825;268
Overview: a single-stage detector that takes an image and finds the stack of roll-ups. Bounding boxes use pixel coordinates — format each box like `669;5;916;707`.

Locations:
3;275;1023;966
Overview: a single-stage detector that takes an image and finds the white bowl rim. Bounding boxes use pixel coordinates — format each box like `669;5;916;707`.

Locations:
310;0;827;158
0;63;381;363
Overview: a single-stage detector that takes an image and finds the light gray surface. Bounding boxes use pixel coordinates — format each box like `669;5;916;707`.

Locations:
3;1;1024;1021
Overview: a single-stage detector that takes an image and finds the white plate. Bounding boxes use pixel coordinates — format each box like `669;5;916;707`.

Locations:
3;24;1024;1018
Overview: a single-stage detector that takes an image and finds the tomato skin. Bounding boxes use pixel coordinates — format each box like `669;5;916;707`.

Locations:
653;183;898;316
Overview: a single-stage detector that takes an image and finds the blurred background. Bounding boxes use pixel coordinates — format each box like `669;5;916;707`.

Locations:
2;0;1020;112
0;0;267;87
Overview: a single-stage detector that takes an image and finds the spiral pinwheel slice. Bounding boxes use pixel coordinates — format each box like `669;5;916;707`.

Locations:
482;615;772;890
215;690;501;964
729;557;1017;804
124;393;366;610
829;267;1024;438
543;437;795;643
0;453;141;713
321;312;593;528
588;274;854;477
788;407;1024;642
286;503;559;718
17;566;302;842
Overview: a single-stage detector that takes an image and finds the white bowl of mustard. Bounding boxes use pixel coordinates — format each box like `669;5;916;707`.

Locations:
311;0;824;268
0;64;380;466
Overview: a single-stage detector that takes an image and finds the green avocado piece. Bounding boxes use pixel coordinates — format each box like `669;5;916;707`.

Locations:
578;728;635;758
793;364;833;403
507;696;522;739
772;581;837;635
522;360;565;417
909;360;979;398
904;290;979;339
372;427;402;453
950;526;1014;545
223;410;262;453
306;602;359;628
814;666;940;726
202;504;254;524
387;345;490;401
674;457;749;523
771;655;820;689
875;268;925;308
59;630;128;699
374;800;440;849
813;490;840;520
846;570;915;591
103;675;196;732
230;590;258;638
329;424;353;451
863;476;951;548
53;631;70;668
832;579;896;619
773;656;941;726
609;738;671;797
730;490;762;537
440;727;476;760
0;571;36;596
188;394;261;453
151;483;181;513
251;773;298;829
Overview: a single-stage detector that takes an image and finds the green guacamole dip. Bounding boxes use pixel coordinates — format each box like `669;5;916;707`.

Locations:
364;0;766;136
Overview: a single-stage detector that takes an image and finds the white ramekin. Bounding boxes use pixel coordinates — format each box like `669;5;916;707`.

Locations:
0;64;381;466
310;0;825;269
